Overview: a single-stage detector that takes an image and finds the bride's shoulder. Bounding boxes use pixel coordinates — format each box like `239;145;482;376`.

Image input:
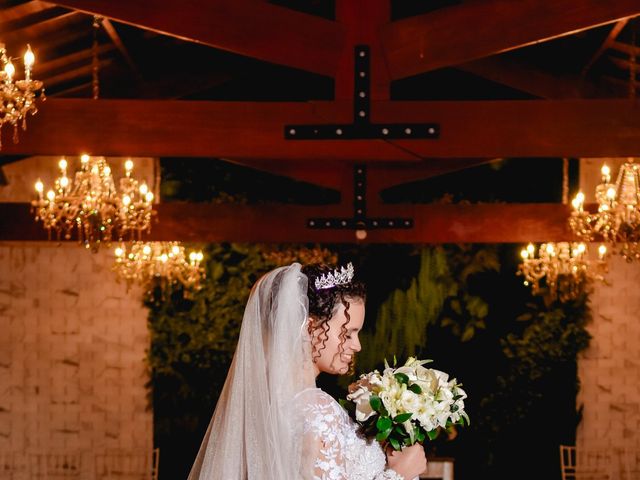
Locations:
293;387;342;413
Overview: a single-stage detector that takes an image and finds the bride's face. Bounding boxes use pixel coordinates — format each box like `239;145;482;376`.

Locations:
311;299;364;376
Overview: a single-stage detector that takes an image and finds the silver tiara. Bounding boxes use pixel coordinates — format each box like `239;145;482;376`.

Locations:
314;262;355;290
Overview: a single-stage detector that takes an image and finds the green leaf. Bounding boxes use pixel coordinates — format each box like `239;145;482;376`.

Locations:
376;416;392;432
408;383;422;394
394;372;409;384
369;395;382;412
394;412;413;423
427;429;439;441
388;436;401;451
376;427;392;441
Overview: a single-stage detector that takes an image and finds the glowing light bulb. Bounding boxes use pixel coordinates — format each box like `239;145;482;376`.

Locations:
160;254;168;263
60;176;69;188
125;159;134;171
115;247;124;257
122;195;131;206
527;243;535;255
139;183;148;195
546;244;555;255
143;245;151;255
171;245;180;255
46;190;55;201
606;187;616;200
23;45;34;68
577;243;586;254
189;252;197;262
598;244;607;258
35;180;43;193
58;158;67;170
104;166;111;176
520;248;529;259
4;61;15;78
576;192;585;204
81;154;90;164
145;191;154;203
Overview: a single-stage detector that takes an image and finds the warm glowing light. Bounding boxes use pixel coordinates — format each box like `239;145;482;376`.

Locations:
4;61;15;78
23;45;35;68
35;180;43;193
122;195;131;206
46;190;55;201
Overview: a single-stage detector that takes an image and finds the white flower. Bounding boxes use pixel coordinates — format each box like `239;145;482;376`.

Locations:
347;384;375;422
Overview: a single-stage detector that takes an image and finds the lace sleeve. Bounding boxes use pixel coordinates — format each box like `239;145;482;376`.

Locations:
297;389;404;480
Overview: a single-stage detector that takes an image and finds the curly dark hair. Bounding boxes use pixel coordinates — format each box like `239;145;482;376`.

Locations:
302;264;366;370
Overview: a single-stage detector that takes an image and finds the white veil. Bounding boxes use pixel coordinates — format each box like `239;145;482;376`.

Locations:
188;263;316;479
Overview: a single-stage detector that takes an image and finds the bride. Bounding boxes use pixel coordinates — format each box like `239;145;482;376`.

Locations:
188;262;426;479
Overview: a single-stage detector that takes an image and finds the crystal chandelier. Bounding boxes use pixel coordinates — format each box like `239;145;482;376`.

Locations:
0;43;45;149
569;159;640;262
518;242;607;302
31;155;155;250
113;242;205;294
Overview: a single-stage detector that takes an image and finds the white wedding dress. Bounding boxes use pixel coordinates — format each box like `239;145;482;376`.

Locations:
296;388;404;480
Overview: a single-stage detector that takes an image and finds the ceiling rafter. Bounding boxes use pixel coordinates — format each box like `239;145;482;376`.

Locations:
50;0;345;77
381;0;640;80
0;99;639;159
0;202;576;243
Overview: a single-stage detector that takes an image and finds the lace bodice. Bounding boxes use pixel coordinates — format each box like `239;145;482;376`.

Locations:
295;388;404;480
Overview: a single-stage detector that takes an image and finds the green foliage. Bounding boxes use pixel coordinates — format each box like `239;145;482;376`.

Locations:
358;245;499;372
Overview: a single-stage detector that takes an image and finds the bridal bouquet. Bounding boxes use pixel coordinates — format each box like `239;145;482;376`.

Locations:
345;357;469;451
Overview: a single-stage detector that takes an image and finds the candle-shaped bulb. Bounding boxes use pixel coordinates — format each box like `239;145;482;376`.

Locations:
58;158;67;171
46;190;55;201
520;248;529;259
35;179;43;193
143;245;151;255
103;166;111;176
171;245;180;255
60;176;69;188
115;247;124;257
122;194;131;206
145;191;154;203
139;183;148;196
81;154;90;164
598;244;607;259
160;253;168;263
606;187;616;200
124;159;134;172
601;164;611;183
197;252;203;261
4;61;15;78
546;243;555;255
23;45;34;68
577;243;586;254
527;243;535;256
189;252;197;262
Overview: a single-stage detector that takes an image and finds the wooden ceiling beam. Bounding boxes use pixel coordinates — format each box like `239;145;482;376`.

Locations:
381;0;640;80
50;0;344;77
458;56;596;99
0;202;575;243
2;98;640;159
582;18;630;75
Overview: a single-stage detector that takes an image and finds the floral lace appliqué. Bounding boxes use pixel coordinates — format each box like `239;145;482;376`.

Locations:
296;388;404;480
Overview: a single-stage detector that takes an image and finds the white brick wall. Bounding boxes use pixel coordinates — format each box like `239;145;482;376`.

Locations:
576;158;640;476
0;242;153;478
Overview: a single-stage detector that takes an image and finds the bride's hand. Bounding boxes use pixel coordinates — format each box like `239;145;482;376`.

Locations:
386;443;427;479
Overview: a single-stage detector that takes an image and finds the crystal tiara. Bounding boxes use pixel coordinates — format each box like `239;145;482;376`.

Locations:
314;262;355;290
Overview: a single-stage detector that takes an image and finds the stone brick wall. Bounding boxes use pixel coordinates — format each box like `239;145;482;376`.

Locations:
0;156;155;478
576;158;640;477
0;243;153;478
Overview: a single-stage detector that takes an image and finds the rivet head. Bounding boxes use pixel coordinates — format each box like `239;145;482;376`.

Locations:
325;221;331;227
382;128;389;135
359;91;366;98
405;128;412;135
389;221;394;226
289;128;296;135
359;71;366;78
309;220;315;226
336;128;343;135
357;195;362;200
373;221;378;226
359;111;366;117
341;220;347;226
359;51;366;57
428;127;435;134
